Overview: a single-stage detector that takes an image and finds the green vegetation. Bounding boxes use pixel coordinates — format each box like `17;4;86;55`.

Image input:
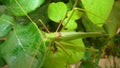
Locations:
0;0;120;68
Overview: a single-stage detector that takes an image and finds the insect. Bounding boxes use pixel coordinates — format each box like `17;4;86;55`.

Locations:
1;0;111;68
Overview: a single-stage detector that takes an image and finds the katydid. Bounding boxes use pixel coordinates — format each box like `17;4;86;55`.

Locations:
10;0;109;68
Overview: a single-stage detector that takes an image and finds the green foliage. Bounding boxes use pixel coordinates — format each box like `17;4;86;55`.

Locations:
0;0;118;68
0;44;6;66
81;0;114;27
41;47;68;68
48;2;67;22
0;56;6;66
80;61;101;68
42;38;84;68
82;15;105;32
30;4;50;25
9;0;45;16
1;23;46;68
104;0;120;37
0;14;13;38
62;9;83;30
61;38;85;64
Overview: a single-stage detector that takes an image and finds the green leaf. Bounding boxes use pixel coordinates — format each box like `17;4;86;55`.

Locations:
66;1;73;10
104;1;120;37
67;10;83;20
42;35;85;68
41;48;68;68
0;0;10;5
0;56;6;66
0;14;13;38
81;0;114;27
82;52;93;61
60;38;85;64
104;14;119;37
62;9;83;30
82;15;105;32
10;0;45;16
1;23;46;68
42;39;84;68
48;2;67;23
80;61;101;68
29;4;50;25
0;45;6;66
63;19;77;30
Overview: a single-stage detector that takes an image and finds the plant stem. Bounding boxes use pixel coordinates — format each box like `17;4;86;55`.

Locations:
72;0;78;9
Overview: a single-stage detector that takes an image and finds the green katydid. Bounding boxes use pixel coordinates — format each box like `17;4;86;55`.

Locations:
1;0;113;68
16;0;107;67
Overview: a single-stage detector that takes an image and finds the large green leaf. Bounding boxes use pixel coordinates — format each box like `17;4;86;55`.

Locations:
42;38;85;68
0;43;6;66
41;47;68;68
81;0;114;27
104;1;120;37
60;38;85;64
29;4;50;25
10;0;45;16
0;14;13;38
1;23;46;68
82;15;105;32
48;2;67;23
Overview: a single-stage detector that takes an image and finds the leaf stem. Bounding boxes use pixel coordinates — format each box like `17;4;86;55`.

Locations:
72;0;78;9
